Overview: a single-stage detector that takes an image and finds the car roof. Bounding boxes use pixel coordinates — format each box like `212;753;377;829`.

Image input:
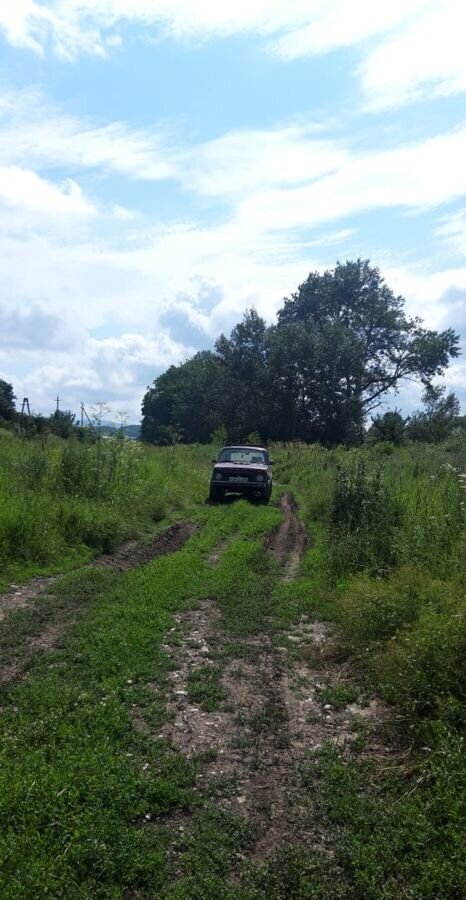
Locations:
220;445;267;452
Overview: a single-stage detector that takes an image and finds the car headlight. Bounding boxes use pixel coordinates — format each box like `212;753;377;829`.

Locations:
214;472;222;481
256;474;264;482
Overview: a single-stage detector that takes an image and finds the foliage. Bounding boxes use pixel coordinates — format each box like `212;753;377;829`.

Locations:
367;409;407;445
329;458;402;576
141;351;231;444
141;260;460;446
406;383;461;443
48;409;76;439
0;379;16;421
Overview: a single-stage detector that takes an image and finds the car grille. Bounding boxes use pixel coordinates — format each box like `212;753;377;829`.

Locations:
220;469;261;482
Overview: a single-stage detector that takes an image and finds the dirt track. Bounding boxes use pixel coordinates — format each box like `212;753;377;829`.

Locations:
157;495;392;860
0;521;197;625
1;491;397;874
266;492;308;580
0;520;198;686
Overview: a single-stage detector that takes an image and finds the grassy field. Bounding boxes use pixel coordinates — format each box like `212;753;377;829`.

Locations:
0;432;465;898
0;430;212;588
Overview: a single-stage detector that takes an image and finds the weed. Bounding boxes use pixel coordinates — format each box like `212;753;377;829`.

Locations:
187;665;227;712
317;683;359;710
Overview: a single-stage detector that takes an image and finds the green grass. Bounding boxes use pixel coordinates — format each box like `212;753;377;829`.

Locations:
0;436;213;588
316;683;359;710
187;665;227;711
273;438;466;898
0;437;465;897
0;497;280;898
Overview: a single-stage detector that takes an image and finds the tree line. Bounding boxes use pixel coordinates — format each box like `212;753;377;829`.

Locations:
0;388;139;441
141;260;461;446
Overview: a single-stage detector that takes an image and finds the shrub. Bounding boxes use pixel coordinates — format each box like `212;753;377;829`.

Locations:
328;459;402;576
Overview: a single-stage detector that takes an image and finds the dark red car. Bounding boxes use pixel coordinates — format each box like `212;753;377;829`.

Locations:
209;445;273;503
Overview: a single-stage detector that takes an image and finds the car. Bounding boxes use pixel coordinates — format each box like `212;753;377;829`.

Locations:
209;444;273;503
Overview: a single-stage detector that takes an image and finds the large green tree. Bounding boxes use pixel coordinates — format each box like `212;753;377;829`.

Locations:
276;259;459;443
367;410;407;446
141;260;460;446
215;309;271;440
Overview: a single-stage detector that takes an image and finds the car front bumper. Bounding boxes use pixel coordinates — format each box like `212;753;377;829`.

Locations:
211;479;269;494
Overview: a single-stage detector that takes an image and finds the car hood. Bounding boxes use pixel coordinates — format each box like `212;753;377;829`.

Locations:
213;462;268;471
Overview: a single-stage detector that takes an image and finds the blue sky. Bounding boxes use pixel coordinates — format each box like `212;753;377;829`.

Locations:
0;0;464;421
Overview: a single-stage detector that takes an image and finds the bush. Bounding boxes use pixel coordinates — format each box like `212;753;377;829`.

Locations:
328;459;402;577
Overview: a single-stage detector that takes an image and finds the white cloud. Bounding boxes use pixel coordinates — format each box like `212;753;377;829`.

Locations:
238;127;466;230
0;305;81;349
359;0;466;109
272;0;424;59
435;209;466;258
0;0;48;54
3;330;195;419
183;125;349;198
1;1;464;111
0;0;314;58
0;88;176;181
384;265;466;330
0;166;96;231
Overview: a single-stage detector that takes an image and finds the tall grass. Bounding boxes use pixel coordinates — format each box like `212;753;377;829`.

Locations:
275;438;466;895
276;438;466;741
0;432;211;586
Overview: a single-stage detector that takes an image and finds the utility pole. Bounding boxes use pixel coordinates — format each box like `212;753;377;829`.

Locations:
80;402;97;434
55;395;61;413
21;397;31;416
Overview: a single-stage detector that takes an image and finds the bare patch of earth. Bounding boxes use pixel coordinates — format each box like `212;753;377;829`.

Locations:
266;493;308;581
158;602;395;862
0;577;56;623
94;522;198;572
0;521;198;687
0;622;71;687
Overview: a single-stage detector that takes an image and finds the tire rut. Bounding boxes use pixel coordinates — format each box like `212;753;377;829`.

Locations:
266;492;308;581
0;522;197;624
156;601;395;864
0;521;199;687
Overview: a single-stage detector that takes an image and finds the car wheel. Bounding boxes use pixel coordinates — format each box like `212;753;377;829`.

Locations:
209;485;224;502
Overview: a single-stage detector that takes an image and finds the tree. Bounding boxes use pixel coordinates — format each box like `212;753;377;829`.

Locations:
49;409;76;439
0;379;16;421
406;384;460;443
140;260;460;446
276;260;459;443
367;410;407;446
215;309;270;440
141;352;231;444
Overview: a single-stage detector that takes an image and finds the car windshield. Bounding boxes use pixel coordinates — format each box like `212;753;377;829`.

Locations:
218;447;267;464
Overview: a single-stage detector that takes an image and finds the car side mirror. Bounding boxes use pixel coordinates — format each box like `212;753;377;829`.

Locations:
212;458;217;463
269;459;275;465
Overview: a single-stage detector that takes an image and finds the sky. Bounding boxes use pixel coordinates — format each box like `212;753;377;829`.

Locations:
0;0;465;423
